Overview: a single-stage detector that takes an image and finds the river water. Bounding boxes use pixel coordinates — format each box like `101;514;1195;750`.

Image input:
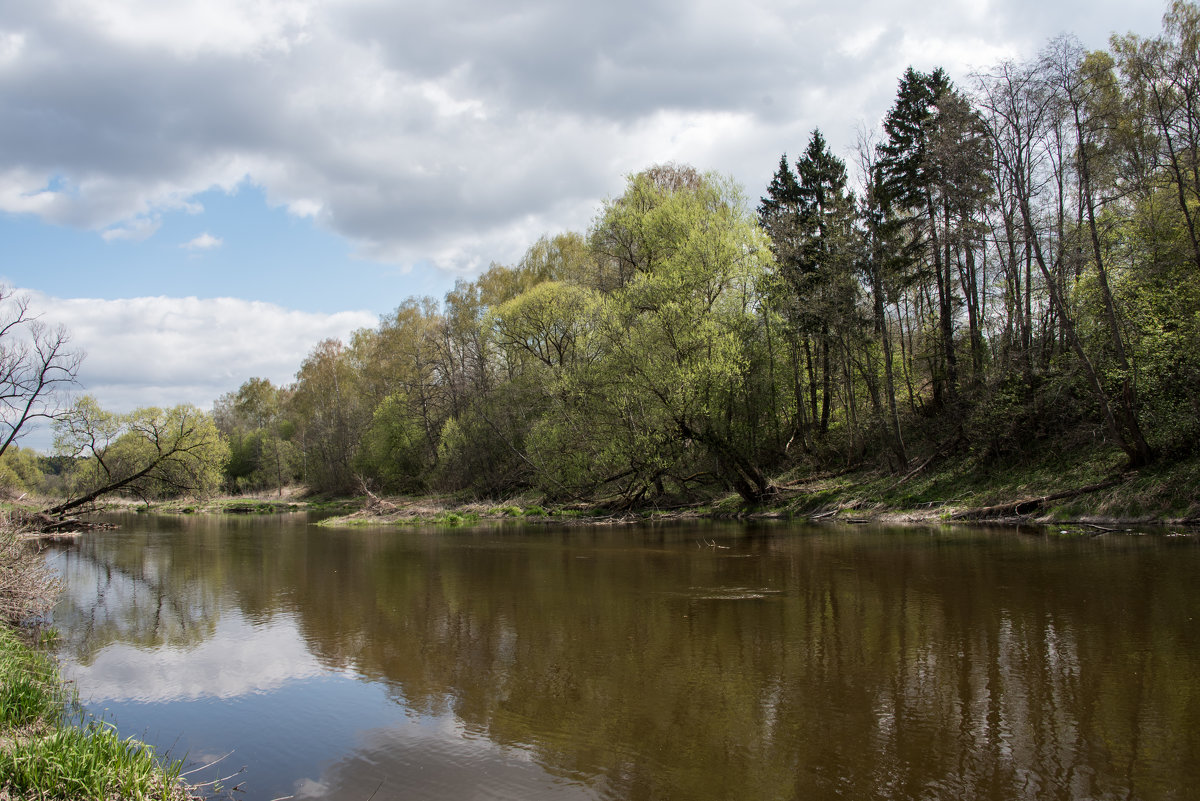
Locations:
44;513;1200;801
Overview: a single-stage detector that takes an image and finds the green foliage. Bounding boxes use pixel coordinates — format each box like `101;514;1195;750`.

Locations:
355;392;428;491
215;378;303;494
0;626;60;727
435;408;528;496
2;722;187;801
289;340;368;493
491;281;596;370
0;446;46;495
52;398;229;511
206;5;1200;509
579;168;778;502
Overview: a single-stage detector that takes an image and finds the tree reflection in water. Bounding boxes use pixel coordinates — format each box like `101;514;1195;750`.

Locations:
49;516;1200;801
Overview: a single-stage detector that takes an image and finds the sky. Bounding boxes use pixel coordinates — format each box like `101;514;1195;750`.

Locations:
0;0;1171;451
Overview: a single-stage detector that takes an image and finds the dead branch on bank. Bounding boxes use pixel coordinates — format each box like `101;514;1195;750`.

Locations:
950;476;1126;520
0;514;62;625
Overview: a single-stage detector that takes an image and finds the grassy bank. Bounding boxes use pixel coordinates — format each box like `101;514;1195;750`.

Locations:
23;444;1200;532
311;447;1200;530
1;523;194;801
750;447;1200;524
0;626;194;801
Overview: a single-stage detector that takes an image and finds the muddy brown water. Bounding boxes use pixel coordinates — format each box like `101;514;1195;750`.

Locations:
45;514;1200;800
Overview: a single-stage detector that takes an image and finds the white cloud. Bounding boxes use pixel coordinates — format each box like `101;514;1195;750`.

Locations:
101;216;161;242
25;289;376;413
67;0;316;58
291;719;599;801
0;0;1171;275
182;231;222;250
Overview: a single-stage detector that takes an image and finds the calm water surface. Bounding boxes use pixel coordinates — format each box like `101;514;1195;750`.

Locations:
45;514;1200;801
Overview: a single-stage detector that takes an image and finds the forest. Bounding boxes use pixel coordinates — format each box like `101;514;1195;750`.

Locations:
10;4;1200;514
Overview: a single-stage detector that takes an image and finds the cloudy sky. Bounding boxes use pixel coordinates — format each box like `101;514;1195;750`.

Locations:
0;0;1169;449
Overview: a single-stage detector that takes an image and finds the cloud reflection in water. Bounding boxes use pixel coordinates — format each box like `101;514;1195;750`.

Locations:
61;614;324;703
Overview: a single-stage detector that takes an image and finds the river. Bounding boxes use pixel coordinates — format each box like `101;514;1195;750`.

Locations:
44;513;1200;800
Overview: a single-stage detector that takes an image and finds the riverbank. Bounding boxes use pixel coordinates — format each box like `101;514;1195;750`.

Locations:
307;447;1200;532
0;523;197;801
25;446;1200;533
0;627;195;801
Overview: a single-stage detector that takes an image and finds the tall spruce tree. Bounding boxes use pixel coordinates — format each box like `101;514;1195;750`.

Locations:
878;67;992;408
759;131;861;440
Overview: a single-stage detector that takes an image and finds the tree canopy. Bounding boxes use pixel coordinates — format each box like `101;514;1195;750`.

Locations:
203;4;1200;508
49;399;228;515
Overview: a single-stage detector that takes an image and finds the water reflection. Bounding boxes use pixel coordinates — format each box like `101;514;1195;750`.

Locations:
49;516;1200;801
293;720;599;801
59;615;322;703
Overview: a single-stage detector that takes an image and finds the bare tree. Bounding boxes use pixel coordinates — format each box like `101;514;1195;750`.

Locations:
0;287;83;458
976;54;1154;467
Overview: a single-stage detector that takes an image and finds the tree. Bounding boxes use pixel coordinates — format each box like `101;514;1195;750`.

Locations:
977;47;1156;467
354;392;428;492
0;287;83;458
0;445;46;495
491;281;595;372
1114;1;1200;273
758;133;862;448
1048;40;1155;465
878;68;992;406
289;339;367;493
794;130;861;435
587;168;778;503
48;398;229;515
857;136;910;468
213;377;299;494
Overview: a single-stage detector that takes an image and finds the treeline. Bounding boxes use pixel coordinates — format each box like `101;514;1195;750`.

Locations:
0;447;74;498
216;5;1200;505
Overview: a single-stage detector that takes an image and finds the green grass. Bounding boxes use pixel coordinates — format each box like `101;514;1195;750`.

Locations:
0;626;190;801
317;510;485;528
3;722;187;801
0;628;60;729
545;508;586;518
489;505;524;517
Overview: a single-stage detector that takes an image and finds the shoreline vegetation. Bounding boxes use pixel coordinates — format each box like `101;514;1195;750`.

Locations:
0;628;194;801
0;522;197;801
243;452;1200;531
34;443;1200;533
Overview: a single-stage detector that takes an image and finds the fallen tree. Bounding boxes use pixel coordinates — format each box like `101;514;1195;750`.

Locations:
44;397;229;518
949;476;1126;520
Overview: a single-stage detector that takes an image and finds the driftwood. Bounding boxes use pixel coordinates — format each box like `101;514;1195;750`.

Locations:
355;477;401;514
28;512;117;536
950;477;1125;520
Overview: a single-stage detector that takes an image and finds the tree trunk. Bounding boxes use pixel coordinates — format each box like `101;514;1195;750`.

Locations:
1074;107;1155;466
872;260;908;468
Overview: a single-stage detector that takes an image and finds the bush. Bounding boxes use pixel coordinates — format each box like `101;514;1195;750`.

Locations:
0;515;60;626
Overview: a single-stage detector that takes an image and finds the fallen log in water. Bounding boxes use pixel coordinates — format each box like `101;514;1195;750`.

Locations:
31;513;117;535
